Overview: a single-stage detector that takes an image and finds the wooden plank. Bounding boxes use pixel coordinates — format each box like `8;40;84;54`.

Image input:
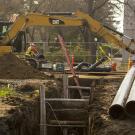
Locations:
68;75;123;80
49;120;86;125
40;85;47;135
88;114;95;135
45;98;89;109
45;98;88;102
47;124;86;127
63;74;69;98
48;110;89;121
53;109;87;111
65;71;126;75
68;86;91;90
89;80;95;104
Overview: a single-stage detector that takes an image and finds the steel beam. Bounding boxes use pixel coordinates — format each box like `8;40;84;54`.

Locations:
109;66;135;119
45;98;88;109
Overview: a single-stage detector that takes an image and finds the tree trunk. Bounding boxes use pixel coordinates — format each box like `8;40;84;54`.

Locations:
83;26;97;64
39;27;50;54
83;0;97;64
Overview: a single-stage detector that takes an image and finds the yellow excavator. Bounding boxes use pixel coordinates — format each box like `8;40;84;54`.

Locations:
0;10;135;55
0;11;134;71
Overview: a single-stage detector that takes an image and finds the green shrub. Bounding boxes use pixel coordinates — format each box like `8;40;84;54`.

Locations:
0;87;15;97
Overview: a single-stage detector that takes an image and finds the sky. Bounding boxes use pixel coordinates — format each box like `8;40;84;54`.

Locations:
113;0;124;32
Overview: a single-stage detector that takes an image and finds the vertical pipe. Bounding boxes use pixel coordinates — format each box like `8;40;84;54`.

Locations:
109;66;135;119
63;74;69;98
58;35;83;98
126;80;135;117
40;85;47;135
63;128;68;135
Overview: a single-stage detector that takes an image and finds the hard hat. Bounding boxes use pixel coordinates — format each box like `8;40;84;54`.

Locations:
30;43;36;46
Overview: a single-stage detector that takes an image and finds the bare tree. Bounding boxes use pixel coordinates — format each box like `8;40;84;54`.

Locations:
78;0;115;63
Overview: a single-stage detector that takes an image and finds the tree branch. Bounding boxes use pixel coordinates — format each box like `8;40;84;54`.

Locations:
92;0;110;14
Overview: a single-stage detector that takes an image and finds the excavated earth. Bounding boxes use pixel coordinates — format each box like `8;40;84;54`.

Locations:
1;80;135;135
0;53;135;135
0;80;62;135
0;53;47;79
93;80;135;135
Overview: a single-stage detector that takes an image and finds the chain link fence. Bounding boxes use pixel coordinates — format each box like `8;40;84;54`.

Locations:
26;41;129;71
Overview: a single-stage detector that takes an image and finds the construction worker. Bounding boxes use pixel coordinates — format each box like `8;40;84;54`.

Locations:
25;43;39;58
25;43;45;59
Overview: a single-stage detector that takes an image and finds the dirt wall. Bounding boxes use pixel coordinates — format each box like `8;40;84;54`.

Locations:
0;53;47;79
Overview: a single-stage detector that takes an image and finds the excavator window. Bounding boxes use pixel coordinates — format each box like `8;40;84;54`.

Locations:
0;21;12;36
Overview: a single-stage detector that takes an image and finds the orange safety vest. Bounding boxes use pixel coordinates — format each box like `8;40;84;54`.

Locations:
26;46;38;57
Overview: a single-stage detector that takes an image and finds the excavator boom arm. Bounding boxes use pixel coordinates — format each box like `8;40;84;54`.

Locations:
75;11;135;54
1;13;83;44
0;11;135;54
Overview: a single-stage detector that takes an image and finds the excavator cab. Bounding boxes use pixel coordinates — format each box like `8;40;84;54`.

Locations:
0;21;13;53
0;21;12;38
0;21;26;53
0;11;135;56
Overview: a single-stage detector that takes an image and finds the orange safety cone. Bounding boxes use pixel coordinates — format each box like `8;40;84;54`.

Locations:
128;57;133;70
111;63;117;71
72;54;75;66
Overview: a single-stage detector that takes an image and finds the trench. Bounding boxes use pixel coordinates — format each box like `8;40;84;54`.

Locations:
2;77;135;135
0;97;40;135
0;78;95;135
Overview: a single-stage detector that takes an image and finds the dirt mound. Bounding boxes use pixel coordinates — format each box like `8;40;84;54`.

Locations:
0;53;47;79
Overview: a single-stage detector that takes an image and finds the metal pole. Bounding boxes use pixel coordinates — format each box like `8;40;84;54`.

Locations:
63;74;69;98
126;79;135;117
40;85;47;135
109;66;135;119
43;42;46;55
58;35;83;98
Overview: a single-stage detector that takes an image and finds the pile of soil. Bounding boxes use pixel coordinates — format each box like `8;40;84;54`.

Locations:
0;53;47;79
